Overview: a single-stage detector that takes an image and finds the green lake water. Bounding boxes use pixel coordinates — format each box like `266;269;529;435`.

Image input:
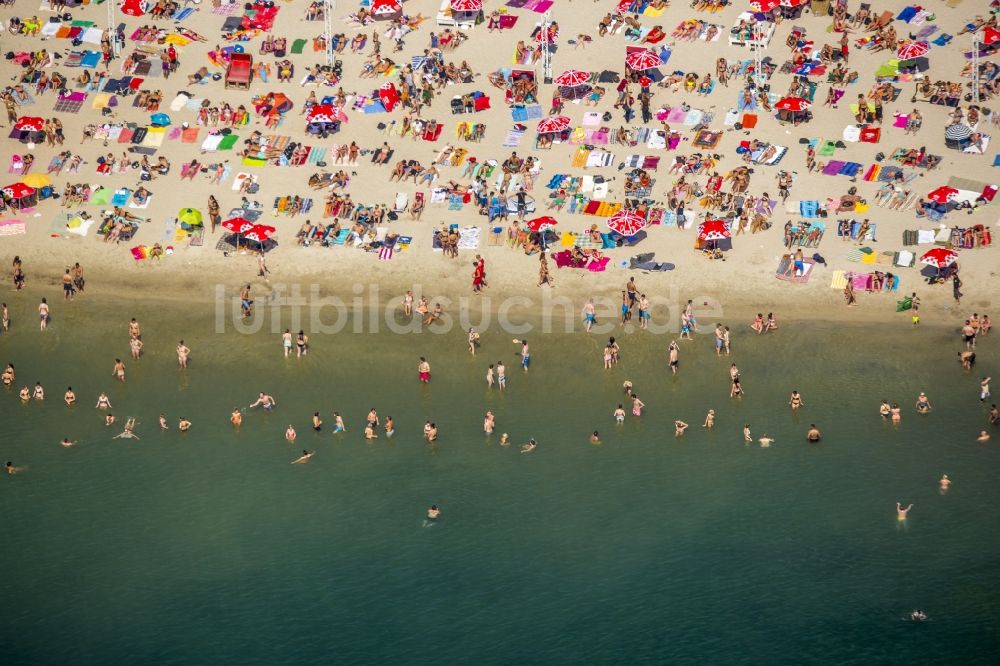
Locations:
1;293;998;664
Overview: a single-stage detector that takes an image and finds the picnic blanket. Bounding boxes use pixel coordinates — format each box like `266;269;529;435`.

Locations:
775;256;815;283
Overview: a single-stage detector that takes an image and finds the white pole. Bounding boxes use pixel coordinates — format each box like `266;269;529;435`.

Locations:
972;33;980;104
323;0;336;66
541;10;552;82
108;1;119;57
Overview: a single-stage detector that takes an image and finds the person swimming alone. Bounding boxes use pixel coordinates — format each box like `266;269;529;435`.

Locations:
807;424;821;442
291;450;314;464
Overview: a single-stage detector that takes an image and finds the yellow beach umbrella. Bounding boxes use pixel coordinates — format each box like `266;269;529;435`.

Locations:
21;173;51;189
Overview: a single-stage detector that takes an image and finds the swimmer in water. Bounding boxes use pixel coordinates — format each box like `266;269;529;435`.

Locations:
384;416;394;437
759;435;774;448
499;432;510;446
910;610;927;622
96;392;112;409
879;400;891;419
939;475;951;492
590;431;601;444
105;414;116;427
418;357;431;383
112;358;125;382
312;412;323;431
60;438;76;448
178;417;191;431
291;450;314;464
896;502;912;520
64;387;76;406
614;404;626;424
334;412;345;433
159;414;168;429
249;392;276;410
521;438;537;453
18;386;30;401
915;392;932;413
285;425;297;443
788;390;803;410
977;430;990;442
675;420;689;436
364;423;378;439
623;380;633;396
113;418;139;440
32;382;44;400
231;408;242;427
890;403;901;426
743;424;752;443
703;409;715;429
807;424;821;442
427;505;440;520
6;461;24;475
427;423;438;442
484;411;495;434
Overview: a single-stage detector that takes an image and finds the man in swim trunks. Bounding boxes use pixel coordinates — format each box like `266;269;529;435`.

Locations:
418;357;431;383
807;424;821;441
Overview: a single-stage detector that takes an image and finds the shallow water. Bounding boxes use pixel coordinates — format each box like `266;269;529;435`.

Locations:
1;297;998;664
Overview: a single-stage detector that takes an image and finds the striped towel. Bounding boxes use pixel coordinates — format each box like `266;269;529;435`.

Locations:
829;270;848;289
0;220;26;236
845;248;863;262
378;246;394;261
307;146;327;165
503;129;525;147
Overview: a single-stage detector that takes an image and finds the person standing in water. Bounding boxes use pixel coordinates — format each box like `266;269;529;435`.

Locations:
668;341;679;375
675;420;689;436
112;358;125;382
807;424;822;442
64;387;76;406
980;376;991;402
427;505;440;519
176;340;191;369
486;364;494;388
915;392;932;413
418;357;431;383
743;424;752;443
282;329;293;358
496;361;506;391
896;502;912;521
789;390;804;410
939;475;951;493
285;425;297;443
231;409;243;427
38;298;49;331
519;339;530;373
483;411;495;434
631;395;645;417
703;409;715;429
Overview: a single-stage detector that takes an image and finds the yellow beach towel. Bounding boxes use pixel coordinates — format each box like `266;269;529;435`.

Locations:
830;270;847;289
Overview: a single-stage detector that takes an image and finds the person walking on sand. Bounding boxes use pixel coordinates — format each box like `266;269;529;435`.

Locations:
583;299;596;332
844;281;856;306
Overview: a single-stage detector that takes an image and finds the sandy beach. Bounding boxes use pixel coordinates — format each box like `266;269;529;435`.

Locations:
0;0;996;327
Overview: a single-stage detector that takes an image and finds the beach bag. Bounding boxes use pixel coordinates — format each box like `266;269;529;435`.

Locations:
896;297;912;312
247;183;259;194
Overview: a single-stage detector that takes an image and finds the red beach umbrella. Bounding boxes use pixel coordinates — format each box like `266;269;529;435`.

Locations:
450;0;483;10
926;186;958;204
607;210;647;237
625;49;662;71
897;41;930;59
525;216;558;232
371;0;401;15
221;217;255;234
983;26;1000;46
697;220;731;241
2;182;36;199
615;0;634;12
378;83;400;113
243;224;276;243
536;115;571;133
554;70;591;87
775;97;811;112
120;0;146;17
919;248;958;269
13;116;45;132
750;0;780;11
306;104;337;123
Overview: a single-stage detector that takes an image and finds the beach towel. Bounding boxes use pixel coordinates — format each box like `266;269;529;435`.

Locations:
291;39;307;55
822;160;846;175
775;256;815;283
829;270;848;289
53;92;86;113
0;219;26;236
181;127;200;143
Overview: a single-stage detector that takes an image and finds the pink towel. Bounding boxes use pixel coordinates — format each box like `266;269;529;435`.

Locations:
893;114;909;128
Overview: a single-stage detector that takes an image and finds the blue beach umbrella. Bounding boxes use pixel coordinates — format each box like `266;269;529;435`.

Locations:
150;113;171;127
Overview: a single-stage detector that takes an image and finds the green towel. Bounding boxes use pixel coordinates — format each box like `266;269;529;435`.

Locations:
291;39;307;55
819;141;837;157
218;134;240;150
90;188;111;205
